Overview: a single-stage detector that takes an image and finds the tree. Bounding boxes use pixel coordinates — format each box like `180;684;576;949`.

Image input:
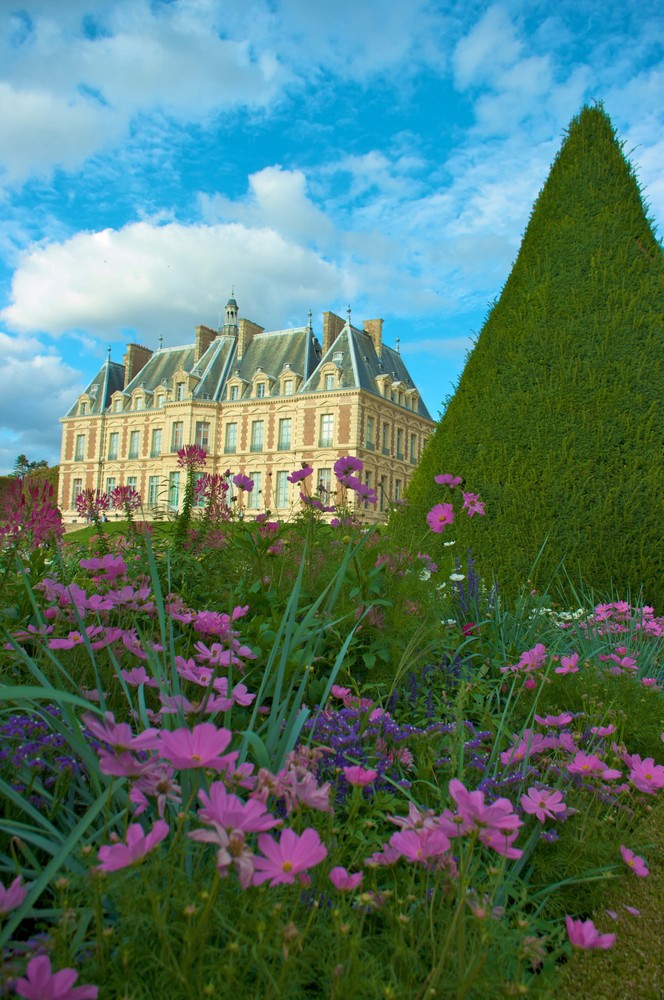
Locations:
399;104;664;611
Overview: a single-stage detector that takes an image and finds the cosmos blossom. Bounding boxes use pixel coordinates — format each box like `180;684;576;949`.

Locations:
565;916;615;950
97;820;169;872
13;956;98;1000
620;845;649;877
252;828;327;886
426;503;455;533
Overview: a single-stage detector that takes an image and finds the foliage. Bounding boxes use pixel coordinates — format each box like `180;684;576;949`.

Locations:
399;104;664;612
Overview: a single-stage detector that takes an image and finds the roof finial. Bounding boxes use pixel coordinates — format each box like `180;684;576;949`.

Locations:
107;345;111;362
346;305;351;326
395;336;400;354
307;309;313;331
158;333;163;351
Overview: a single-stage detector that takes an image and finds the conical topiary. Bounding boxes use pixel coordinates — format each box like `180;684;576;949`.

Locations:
400;104;664;611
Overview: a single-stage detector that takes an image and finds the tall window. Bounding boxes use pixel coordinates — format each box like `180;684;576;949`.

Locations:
230;385;239;401
169;472;180;510
114;399;122;412
195;421;210;449
171;421;183;451
106;477;116;495
278;418;292;450
108;432;119;460
250;420;264;452
380;475;388;512
151;428;162;457
176;382;185;401
129;430;140;459
395;479;402;501
410;433;417;463
248;472;261;509
275;470;289;507
317;468;332;498
72;478;82;506
284;379;293;396
74;434;85;461
195;471;206;507
319;414;333;447
79;401;87;415
135;397;143;410
324;373;334;390
157;395;164;408
126;476;138;492
382;422;390;454
256;383;265;398
224;422;237;454
365;416;375;449
396;428;404;459
148;476;160;507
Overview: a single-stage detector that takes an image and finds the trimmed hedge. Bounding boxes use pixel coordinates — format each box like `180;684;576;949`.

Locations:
399;105;663;611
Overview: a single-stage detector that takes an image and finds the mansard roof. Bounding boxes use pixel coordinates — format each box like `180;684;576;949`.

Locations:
65;358;124;417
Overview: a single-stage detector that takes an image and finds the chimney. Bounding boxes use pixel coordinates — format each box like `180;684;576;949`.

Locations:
363;319;383;358
123;343;153;389
195;324;217;363
237;318;264;360
322;311;345;355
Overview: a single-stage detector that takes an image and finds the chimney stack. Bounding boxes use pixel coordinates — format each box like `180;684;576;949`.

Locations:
322;311;345;355
237;318;264;360
363;319;383;358
195;324;216;363
123;343;153;389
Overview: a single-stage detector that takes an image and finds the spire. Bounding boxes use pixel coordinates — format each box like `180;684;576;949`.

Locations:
224;290;239;329
346;305;351;327
307;309;313;332
395;336;400;354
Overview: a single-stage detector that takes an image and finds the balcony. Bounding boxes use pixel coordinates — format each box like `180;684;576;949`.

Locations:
128;451;139;460
382;447;390;456
150;450;161;458
224;445;237;454
318;438;333;448
396;451;404;461
278;439;291;451
365;441;375;451
250;444;263;453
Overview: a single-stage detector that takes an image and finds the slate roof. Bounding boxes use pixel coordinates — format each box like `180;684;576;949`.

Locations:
64;358;125;417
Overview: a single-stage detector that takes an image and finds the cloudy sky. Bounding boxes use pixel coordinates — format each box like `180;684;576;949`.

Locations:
0;0;662;473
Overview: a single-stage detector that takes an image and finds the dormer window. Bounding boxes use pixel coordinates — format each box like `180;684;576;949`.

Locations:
284;379;293;396
79;401;88;415
176;383;185;401
157;395;164;408
256;383;265;398
230;385;239;401
136;397;143;410
115;399;122;413
324;374;334;391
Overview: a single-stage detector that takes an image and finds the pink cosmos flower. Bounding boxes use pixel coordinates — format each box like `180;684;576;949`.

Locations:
478;828;523;859
81;712;160;753
565;916;615;950
252;827;327;886
97;820;169;872
620;845;649;877
567;751;622;780
521;787;566;823
158;723;235;772
535;713;574;727
434;473;462;488
0;874;27;914
628;756;664;794
426;503;454;533
196;782;280;833
79;553;127;581
287;465;313;483
448;779;522;836
14;955;98;1000
555;652;580;674
389;828;451;863
329;866;364;891
461;492;485;516
232;473;254;492
590;724;615;737
343;765;378;787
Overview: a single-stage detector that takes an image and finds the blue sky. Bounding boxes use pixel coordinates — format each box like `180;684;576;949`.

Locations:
0;0;662;474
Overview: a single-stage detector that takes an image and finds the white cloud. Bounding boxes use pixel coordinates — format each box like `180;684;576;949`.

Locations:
452;6;522;90
0;330;84;471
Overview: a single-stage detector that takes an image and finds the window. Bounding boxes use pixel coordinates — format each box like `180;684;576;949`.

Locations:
115;399;122;413
72;478;82;506
108;432;119;460
250;420;264;452
224;422;237;454
396;428;404;460
319;413;333;447
195;421;210;449
171;421;183;451
395;479;402;501
275;470;289;508
225;472;235;502
151;428;162;457
365;416;375;450
382;422;390;455
106;477;116;495
126;476;137;492
195;471;206;507
79;401;87;415
317;468;332;498
410;433;417;463
169;471;180;510
278;418;292;450
256;382;265;398
324;373;334;391
380;475;388;512
157;395;164;408
247;472;261;509
74;434;85;461
148;476;160;507
129;430;140;459
284;379;293;396
135;397;143;410
176;382;185;401
230;385;239;401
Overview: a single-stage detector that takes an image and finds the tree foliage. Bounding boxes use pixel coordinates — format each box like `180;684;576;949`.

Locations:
400;104;664;610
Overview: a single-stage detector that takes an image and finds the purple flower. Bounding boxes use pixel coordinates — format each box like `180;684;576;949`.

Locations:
177;445;207;469
232;473;254;493
334;456;363;479
288;466;313;483
14;955;98;999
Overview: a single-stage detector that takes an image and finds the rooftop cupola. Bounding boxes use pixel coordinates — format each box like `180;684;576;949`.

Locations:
224;291;239;330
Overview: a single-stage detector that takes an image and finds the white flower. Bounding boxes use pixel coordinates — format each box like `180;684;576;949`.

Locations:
449;573;465;582
419;569;431;581
443;540;456;547
442;619;457;626
436;582;447;591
